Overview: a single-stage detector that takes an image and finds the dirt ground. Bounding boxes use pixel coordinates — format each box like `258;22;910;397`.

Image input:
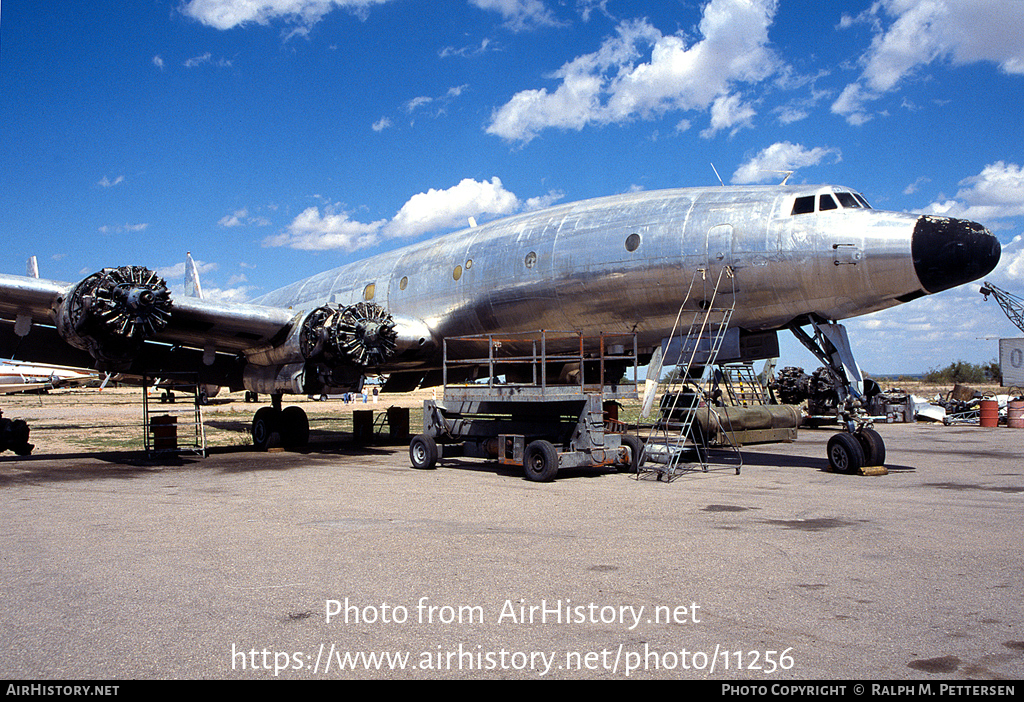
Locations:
1;379;1017;458
0;387;440;456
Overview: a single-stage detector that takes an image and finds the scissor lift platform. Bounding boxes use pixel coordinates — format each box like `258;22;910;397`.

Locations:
409;331;642;481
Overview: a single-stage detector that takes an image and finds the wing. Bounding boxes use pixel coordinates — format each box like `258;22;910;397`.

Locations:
0;268;297;389
0;265;420;395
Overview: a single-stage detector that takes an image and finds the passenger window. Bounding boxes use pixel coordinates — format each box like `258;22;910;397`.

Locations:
819;194;838;211
791;196;815;215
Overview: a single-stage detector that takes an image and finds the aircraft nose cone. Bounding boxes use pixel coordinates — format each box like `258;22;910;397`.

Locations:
912;216;1001;294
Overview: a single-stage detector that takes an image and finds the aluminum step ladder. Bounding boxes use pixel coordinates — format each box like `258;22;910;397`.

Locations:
718;362;769;407
638;267;742;481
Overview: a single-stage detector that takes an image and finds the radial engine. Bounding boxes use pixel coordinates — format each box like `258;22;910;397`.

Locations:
54;266;172;370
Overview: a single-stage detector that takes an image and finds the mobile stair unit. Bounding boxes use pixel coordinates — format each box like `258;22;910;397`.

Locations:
409;331;641;482
638;268;743;481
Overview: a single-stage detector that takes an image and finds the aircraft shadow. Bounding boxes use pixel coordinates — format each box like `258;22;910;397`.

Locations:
737;449;916;473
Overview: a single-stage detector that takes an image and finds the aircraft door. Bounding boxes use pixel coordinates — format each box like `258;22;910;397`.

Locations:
704;223;734;298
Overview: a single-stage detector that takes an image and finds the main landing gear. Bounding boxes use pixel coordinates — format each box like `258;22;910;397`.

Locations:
251;394;309;450
789;317;886;474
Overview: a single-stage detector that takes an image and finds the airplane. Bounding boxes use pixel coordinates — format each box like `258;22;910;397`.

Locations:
0;184;1000;472
0;359;98;394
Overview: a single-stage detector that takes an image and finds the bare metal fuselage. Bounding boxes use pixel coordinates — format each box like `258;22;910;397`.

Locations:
251;185;941;364
0;183;999;398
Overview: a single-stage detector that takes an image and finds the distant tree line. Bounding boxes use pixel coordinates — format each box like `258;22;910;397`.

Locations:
922;360;1001;385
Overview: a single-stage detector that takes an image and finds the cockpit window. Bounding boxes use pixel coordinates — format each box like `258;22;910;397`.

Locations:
791;196;815;215
791;191;873;215
835;192;860;208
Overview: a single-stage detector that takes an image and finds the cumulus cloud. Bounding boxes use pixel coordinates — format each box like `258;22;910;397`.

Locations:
486;0;784;144
700;94;757;139
922;162;1024;225
381;177;520;239
833;0;1024;124
265;177;531;252
264;206;386;251
181;0;392;31
731;142;841;184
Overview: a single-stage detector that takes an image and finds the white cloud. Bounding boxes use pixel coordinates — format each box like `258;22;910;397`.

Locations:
524;190;565;211
181;0;392;31
439;37;493;59
266;178;528;251
152;55;165;70
486;0;784;144
218;208;272;227
903;176;930;195
731;142;841;184
833;0;1024;124
184;52;232;68
382;177;520;239
468;0;562;31
922;162;1024;225
218;209;248;227
98;223;148;234
700;93;757;139
264;205;386;251
98;175;125;188
371;117;392;132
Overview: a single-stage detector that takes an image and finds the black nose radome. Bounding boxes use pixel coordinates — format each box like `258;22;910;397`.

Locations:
912;216;1001;294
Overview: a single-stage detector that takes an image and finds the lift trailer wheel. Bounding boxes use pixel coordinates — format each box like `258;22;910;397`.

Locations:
617;434;644;474
827;432;865;474
523;440;559;482
409;434;439;470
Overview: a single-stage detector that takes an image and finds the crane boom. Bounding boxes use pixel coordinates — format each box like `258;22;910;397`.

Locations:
981;282;1024;333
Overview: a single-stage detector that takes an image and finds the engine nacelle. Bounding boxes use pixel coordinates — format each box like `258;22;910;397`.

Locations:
301;302;398;368
55;266;172;370
243;302;398;395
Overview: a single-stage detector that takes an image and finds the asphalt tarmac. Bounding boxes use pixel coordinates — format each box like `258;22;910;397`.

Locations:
2;419;1023;680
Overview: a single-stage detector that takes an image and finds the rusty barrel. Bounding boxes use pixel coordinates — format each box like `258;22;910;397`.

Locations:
979;399;999;427
1007;400;1024;429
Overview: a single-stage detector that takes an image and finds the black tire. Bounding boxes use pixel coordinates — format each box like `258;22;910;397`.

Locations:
409;434;438;470
855;428;885;467
252;407;282;450
827;432;865;474
524;440;559;482
280;406;310;448
618;434;644;473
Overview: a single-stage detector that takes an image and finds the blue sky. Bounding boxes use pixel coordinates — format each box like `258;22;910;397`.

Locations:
3;0;1024;375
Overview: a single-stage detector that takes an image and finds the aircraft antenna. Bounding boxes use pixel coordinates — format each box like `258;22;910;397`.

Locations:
710;163;724;187
780;170;794;185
